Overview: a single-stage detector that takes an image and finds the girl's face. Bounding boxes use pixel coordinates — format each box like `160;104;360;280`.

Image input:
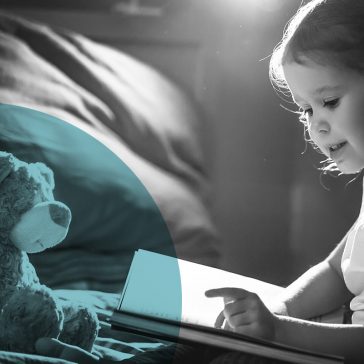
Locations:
283;58;364;174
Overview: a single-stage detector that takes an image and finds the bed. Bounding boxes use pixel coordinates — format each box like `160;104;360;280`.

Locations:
0;10;220;363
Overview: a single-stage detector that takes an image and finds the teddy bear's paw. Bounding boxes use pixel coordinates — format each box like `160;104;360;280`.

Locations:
0;285;64;353
59;303;100;352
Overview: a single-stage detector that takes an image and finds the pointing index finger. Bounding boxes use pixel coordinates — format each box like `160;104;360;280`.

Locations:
205;287;252;300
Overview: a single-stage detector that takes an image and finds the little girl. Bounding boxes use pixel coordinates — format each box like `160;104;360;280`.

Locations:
206;0;364;363
36;0;364;363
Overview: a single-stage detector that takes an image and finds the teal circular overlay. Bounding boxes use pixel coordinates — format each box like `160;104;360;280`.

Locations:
0;103;182;355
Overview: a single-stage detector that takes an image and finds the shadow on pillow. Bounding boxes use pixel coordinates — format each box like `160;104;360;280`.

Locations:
0;104;175;257
1;103;220;291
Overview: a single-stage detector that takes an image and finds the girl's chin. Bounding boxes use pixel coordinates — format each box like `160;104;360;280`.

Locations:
335;161;363;175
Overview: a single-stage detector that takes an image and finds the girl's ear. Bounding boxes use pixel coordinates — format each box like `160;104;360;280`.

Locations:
0;152;12;184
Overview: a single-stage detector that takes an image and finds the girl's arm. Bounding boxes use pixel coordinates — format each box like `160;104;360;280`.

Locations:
206;286;364;363
275;315;364;364
206;226;361;361
274;231;353;319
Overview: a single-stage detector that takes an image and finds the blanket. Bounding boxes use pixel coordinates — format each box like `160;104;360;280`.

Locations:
0;290;167;363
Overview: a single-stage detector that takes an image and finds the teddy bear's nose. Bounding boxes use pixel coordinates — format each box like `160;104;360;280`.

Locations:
48;203;72;228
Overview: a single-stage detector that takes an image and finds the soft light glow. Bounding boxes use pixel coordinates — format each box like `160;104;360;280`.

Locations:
252;0;285;12
223;0;285;14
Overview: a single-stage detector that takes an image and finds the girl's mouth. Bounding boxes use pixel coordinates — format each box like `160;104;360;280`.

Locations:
329;141;347;158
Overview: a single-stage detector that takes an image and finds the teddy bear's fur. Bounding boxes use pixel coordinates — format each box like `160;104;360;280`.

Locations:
0;151;99;354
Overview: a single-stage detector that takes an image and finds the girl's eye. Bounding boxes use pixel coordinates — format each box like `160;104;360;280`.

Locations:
303;108;313;116
298;107;312;125
323;98;339;108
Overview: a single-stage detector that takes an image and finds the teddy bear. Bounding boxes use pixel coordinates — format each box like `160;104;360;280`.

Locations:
0;151;99;354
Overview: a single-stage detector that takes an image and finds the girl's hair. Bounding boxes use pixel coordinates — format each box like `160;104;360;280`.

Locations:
270;0;364;93
269;0;364;173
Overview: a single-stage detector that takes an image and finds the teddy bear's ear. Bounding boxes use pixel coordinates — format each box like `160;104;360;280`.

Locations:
34;162;55;189
0;151;13;184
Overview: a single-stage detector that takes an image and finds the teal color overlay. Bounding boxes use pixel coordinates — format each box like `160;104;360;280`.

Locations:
120;250;182;321
0;103;182;342
0;104;175;254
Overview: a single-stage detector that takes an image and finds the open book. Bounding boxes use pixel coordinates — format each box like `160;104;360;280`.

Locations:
110;249;344;364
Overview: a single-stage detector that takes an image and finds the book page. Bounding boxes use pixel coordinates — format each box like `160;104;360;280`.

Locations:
177;255;283;327
119;249;283;328
114;250;344;364
118;250;182;321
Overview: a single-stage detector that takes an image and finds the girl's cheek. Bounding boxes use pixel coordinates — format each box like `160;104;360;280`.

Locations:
307;129;319;149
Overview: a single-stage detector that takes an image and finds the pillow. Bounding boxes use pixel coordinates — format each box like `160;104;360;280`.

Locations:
0;104;175;255
0;104;220;291
0;11;205;193
0;11;220;290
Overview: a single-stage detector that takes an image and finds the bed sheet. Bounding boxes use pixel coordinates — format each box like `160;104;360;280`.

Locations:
0;290;168;363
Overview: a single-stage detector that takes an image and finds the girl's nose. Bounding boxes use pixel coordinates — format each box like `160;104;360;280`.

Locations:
310;119;330;135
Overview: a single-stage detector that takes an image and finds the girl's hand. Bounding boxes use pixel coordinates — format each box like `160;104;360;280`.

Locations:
205;287;278;340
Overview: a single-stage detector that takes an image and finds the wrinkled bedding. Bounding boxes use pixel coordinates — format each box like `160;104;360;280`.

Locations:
0;10;220;363
0;290;166;363
0;10;220;287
